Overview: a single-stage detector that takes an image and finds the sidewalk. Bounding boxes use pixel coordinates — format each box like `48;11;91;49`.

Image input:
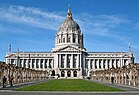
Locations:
0;79;49;90
88;79;139;91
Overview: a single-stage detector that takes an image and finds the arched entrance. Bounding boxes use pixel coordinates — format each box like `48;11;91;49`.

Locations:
73;71;77;77
67;70;71;77
51;70;55;76
61;71;65;77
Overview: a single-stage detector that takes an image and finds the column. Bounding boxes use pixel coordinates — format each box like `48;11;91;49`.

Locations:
76;35;78;43
97;59;99;69
101;59;104;69
53;59;54;68
30;59;32;69
71;33;73;43
43;59;45;70
34;59;36;69
92;59;95;69
65;71;67;78
78;54;81;68
120;57;123;68
65;34;67;43
77;54;79;68
47;59;50;68
114;59;117;68
38;59;41;69
117;59;120;67
110;59;112;68
21;59;24;68
26;59;28;68
58;54;59;68
105;59;108;69
64;54;67;68
79;54;81;68
59;55;61;68
71;71;73;77
88;59;90;69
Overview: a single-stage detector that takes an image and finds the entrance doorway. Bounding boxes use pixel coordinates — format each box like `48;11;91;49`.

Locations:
73;71;77;77
67;70;71;77
61;71;65;77
51;70;55;76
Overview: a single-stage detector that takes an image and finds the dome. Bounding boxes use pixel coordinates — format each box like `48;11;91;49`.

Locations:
53;5;84;50
58;6;80;33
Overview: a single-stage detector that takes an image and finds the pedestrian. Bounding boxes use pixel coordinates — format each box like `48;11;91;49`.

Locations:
57;74;60;79
10;75;14;87
111;77;114;84
2;76;7;88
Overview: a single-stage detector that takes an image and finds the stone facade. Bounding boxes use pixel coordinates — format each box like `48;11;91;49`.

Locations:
5;6;134;79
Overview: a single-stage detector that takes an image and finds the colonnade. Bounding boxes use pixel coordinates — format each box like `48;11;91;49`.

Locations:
86;58;130;70
57;54;81;69
9;58;54;70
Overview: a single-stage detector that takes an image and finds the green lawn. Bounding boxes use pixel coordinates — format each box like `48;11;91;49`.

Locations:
16;79;122;91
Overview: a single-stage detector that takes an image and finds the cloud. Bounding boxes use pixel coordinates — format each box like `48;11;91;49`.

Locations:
0;5;65;31
0;5;130;42
75;13;129;36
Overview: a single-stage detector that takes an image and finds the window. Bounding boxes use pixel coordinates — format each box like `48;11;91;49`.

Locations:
59;39;60;43
63;37;65;43
73;34;76;43
67;36;71;42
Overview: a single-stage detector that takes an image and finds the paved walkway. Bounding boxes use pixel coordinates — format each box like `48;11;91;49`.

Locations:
0;79;49;90
88;79;139;91
0;90;139;95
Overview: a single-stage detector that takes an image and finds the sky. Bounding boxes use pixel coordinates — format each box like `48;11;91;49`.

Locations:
0;0;139;62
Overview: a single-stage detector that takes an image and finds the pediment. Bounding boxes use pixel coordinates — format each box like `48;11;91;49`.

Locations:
58;45;80;52
6;53;17;58
123;54;130;58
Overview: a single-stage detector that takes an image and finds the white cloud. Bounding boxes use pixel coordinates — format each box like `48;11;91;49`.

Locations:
75;14;129;36
0;5;65;31
0;5;130;42
73;13;131;44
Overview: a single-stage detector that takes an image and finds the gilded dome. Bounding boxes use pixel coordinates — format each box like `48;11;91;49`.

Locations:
58;6;80;32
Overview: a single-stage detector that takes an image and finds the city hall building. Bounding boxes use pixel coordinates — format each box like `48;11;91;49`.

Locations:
5;7;134;79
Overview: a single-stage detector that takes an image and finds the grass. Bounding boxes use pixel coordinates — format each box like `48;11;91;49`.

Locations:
16;79;122;91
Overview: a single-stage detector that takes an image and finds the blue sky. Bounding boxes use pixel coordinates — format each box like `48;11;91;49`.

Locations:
0;0;139;62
